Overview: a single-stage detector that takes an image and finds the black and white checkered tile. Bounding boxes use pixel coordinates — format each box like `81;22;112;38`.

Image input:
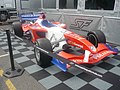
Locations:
0;31;120;90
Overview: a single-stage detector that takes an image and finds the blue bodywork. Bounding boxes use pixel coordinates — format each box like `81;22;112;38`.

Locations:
105;43;118;55
40;20;56;27
19;13;40;21
52;58;67;72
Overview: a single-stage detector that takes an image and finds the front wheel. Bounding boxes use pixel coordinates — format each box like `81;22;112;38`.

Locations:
87;30;106;47
34;38;52;68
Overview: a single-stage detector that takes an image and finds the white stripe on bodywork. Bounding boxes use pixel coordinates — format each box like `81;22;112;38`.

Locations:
83;50;91;62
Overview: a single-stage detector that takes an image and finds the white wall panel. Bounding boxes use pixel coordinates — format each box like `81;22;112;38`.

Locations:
102;17;120;45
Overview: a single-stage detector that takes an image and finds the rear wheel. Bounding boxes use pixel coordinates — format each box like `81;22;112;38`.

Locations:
34;38;52;68
87;30;106;47
12;22;23;38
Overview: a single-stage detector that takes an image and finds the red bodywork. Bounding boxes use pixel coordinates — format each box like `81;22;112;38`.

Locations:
22;23;48;42
58;31;117;66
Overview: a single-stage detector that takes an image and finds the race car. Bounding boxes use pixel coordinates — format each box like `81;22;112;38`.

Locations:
12;13;118;73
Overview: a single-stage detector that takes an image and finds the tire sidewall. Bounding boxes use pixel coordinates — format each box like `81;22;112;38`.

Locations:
34;41;41;65
12;22;23;37
87;30;106;47
87;33;98;47
34;38;52;68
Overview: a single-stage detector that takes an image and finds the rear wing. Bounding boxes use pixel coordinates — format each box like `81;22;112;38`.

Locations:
19;12;41;21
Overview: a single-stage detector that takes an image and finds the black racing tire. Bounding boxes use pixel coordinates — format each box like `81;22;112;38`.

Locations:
34;38;52;68
0;13;7;22
87;30;106;47
12;22;23;38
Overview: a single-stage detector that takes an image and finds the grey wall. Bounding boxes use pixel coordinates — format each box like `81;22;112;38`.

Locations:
102;17;120;44
43;0;56;9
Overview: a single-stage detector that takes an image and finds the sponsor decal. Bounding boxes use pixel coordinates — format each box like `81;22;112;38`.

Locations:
68;33;84;40
68;40;83;48
70;18;93;31
73;42;83;48
72;59;83;63
92;51;111;59
89;46;96;52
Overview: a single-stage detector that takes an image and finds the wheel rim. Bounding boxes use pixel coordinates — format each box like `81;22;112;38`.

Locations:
35;42;41;64
24;31;32;40
88;34;98;47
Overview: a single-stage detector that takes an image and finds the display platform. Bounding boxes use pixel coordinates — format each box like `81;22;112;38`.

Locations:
0;30;120;90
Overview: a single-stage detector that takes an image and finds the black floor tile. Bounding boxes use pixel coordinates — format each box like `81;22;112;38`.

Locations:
0;44;7;47
4;48;16;52
78;84;99;90
13;53;24;59
31;70;51;81
26;54;35;59
108;86;120;90
0;39;3;42
97;62;114;70
12;44;21;47
19;60;35;68
2;38;7;40
4;49;9;52
103;57;110;60
112;55;120;60
117;64;120;67
102;72;120;86
0;35;5;37
18;48;29;52
77;72;96;82
11;47;16;50
17;40;24;43
23;42;33;47
83;64;95;68
54;71;74;81
49;83;73;90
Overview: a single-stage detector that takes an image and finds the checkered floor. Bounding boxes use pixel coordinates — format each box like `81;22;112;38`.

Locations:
0;31;120;90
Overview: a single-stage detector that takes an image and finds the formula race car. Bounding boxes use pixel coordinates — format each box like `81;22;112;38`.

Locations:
12;13;118;75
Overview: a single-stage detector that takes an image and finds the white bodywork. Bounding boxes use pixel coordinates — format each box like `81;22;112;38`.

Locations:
36;19;67;49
